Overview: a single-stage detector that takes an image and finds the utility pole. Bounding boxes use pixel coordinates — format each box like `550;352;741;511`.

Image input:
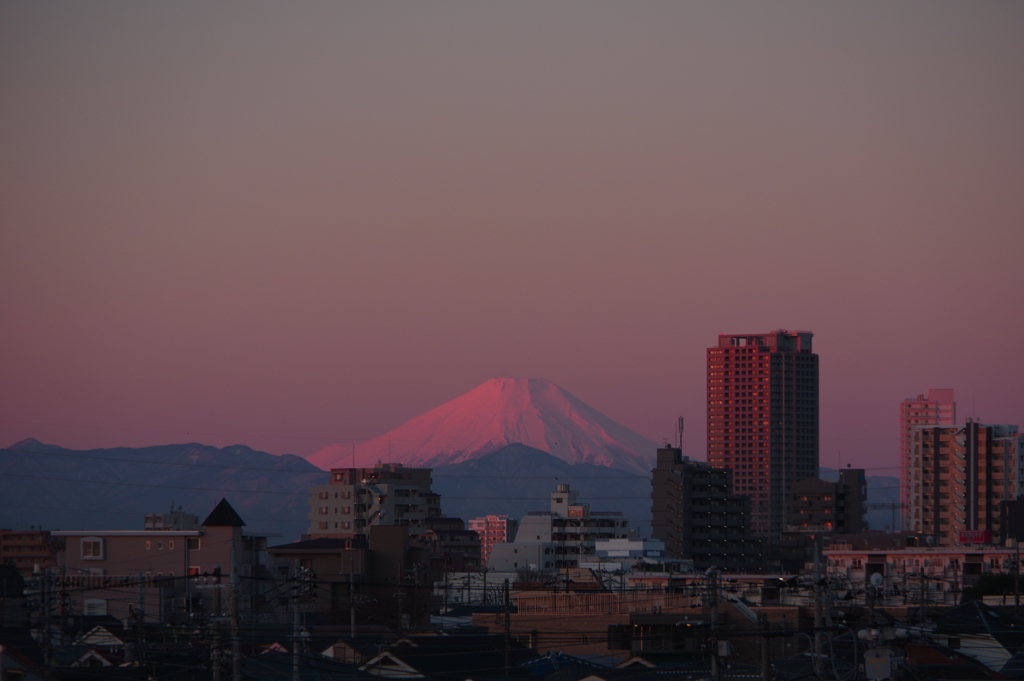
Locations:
349;558;356;636
230;571;241;681
292;561;301;681
707;569;720;681
211;630;222;681
813;536;823;677
759;613;770;681
503;579;511;677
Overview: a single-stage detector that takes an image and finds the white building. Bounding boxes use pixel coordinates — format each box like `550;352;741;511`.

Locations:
488;484;629;571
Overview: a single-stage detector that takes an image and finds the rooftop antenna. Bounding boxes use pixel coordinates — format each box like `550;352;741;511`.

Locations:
677;417;685;449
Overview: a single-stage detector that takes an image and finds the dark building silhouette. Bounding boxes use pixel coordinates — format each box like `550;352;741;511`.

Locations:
651;446;761;571
780;469;867;573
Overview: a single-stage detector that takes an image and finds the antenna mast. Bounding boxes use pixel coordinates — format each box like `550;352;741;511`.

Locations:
677;417;685;449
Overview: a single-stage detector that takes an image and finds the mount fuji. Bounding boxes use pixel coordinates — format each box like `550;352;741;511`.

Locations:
307;378;658;474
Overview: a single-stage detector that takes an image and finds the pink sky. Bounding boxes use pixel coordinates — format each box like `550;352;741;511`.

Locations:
1;2;1022;475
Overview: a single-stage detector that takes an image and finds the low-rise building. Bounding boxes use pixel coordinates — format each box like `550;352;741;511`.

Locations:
53;499;276;624
824;541;1019;607
468;515;518;566
268;524;438;629
308;463;442;539
488;484;629;572
0;529;57;577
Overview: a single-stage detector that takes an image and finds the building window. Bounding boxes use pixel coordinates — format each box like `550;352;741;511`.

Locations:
188;537;201;550
342;522;351;530
82;538;104;560
169;541;174;550
318;522;329;530
146;541;152;550
319;507;329;515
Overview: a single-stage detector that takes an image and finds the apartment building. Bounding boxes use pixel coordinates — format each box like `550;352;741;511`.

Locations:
308;462;442;539
907;420;1024;546
707;330;819;543
651;446;762;571
489;484;629;571
900;390;956;529
0;529;57;577
53;499;275;624
468;514;519;566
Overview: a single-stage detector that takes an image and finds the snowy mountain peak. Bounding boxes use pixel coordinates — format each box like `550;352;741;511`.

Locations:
307;378;657;474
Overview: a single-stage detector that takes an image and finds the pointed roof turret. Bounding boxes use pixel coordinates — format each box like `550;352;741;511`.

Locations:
202;498;246;527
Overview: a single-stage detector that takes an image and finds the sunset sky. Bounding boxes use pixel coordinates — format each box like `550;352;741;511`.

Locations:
2;2;1022;474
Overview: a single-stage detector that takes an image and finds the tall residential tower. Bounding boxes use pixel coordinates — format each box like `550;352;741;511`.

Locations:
707;330;819;543
900;390;956;530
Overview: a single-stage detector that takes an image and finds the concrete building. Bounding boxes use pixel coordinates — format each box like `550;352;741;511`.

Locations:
651;446;761;571
53;499;276;624
267;525;439;629
780;469;867;573
0;529;57;577
707;330;819;544
488;484;629;571
468;514;518;566
824;541;1020;607
420;517;482;571
308;462;442;539
900;390;956;529
787;469;867;534
907;420;1024;545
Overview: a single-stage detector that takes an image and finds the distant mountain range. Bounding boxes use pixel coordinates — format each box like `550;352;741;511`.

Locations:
0;439;322;541
432;444;653;529
308;378;658;474
1;438;900;542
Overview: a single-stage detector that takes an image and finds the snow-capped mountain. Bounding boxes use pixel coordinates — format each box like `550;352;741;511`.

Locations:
307;378;658;474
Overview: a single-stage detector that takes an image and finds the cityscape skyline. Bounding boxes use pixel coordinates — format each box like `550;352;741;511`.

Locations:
2;3;1022;474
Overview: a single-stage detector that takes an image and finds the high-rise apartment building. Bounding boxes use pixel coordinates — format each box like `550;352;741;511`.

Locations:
907;420;1024;546
308;463;442;539
900;390;956;530
707;330;819;543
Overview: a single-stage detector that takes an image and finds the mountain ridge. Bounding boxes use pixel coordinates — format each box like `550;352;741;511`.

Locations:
309;378;658;473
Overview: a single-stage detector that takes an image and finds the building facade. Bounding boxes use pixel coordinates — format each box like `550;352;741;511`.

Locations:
53;499;275;624
308;463;442;539
651;446;761;571
707;330;819;543
900;390;956;530
786;469;867;535
907;420;1024;546
488;484;629;571
468;515;519;566
0;529;57;577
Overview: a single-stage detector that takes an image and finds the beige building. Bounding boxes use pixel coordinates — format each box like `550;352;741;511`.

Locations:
53;499;275;624
308;462;441;539
907;420;1024;545
900;390;956;529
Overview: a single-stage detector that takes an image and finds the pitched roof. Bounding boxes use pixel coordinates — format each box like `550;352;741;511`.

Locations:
202;498;247;527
